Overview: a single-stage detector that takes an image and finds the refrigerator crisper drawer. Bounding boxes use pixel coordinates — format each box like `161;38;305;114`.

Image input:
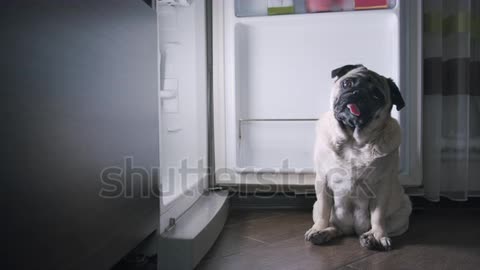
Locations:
218;0;422;185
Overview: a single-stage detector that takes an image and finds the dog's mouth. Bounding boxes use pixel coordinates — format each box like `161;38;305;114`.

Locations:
346;103;361;117
335;91;365;117
334;92;371;128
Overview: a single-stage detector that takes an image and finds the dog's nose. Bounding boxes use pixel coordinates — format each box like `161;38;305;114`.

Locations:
352;90;360;96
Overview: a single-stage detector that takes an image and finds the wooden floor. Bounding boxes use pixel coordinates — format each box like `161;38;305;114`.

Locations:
196;208;480;270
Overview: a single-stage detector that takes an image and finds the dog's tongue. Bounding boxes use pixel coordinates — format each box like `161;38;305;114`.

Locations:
347;104;361;117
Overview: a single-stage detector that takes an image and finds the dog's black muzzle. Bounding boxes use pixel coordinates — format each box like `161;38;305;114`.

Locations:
334;88;381;129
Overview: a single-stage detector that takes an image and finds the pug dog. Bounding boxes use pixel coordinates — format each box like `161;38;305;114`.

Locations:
305;64;412;251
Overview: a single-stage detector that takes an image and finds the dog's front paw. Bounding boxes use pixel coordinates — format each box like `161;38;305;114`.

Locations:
359;231;392;251
305;226;335;245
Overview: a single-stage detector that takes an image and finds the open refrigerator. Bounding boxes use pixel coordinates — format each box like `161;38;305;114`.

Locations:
157;0;422;269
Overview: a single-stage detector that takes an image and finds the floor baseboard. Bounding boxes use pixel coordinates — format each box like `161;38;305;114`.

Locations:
229;192;480;210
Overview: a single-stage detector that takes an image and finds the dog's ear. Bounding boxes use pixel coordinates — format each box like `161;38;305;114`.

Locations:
331;64;363;79
387;78;405;111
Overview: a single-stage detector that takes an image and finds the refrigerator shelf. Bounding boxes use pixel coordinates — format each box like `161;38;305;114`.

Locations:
235;0;397;18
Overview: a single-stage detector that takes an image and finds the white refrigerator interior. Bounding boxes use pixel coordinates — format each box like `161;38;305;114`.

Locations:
214;0;422;186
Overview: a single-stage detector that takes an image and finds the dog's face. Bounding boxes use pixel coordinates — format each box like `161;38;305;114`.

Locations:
330;64;405;129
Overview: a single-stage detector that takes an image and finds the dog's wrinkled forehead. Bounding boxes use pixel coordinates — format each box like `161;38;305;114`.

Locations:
331;65;388;99
334;65;386;92
331;64;366;80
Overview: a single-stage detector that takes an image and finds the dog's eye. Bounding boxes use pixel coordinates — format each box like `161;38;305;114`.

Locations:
342;79;353;89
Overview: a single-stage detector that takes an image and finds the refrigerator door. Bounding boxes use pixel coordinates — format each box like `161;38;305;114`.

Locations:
2;1;160;269
157;1;228;269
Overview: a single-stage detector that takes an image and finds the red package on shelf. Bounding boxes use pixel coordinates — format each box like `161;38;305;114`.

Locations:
305;0;335;13
355;0;388;10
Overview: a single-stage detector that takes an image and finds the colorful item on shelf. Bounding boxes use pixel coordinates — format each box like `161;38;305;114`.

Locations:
268;0;295;15
305;0;335;12
354;0;388;10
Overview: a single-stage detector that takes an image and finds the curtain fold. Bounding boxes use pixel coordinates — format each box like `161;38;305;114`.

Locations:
423;0;480;201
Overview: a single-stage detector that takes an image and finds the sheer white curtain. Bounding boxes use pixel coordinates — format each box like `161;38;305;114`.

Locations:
423;0;480;201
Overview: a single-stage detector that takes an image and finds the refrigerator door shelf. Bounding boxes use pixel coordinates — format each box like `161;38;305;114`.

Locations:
157;0;192;7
